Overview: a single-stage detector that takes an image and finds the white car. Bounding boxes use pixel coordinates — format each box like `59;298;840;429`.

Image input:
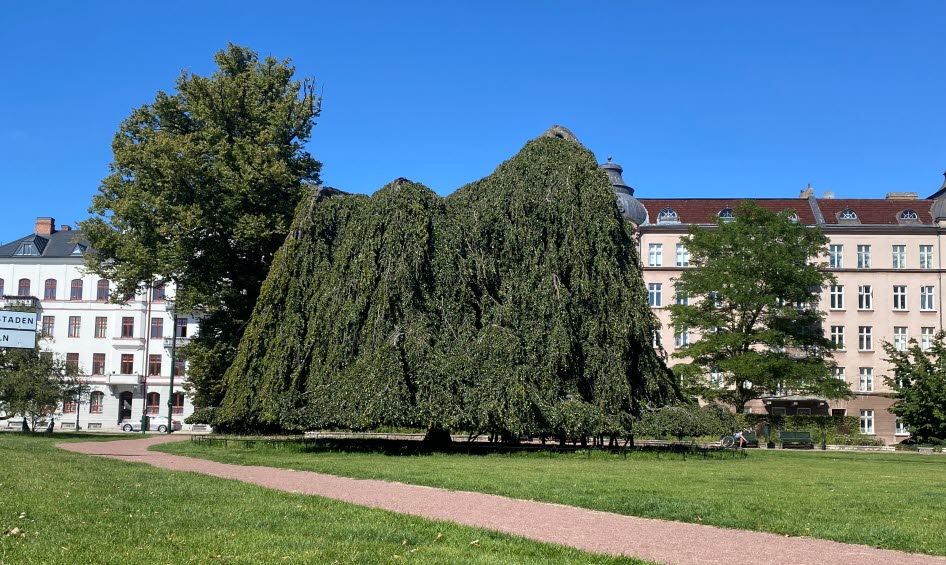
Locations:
120;416;182;433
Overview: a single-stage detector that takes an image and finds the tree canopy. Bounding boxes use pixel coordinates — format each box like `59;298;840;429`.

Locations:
883;332;946;443
0;345;77;429
215;130;680;437
79;44;321;408
669;201;850;411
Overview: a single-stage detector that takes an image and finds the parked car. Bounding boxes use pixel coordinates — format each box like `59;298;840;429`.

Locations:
120;416;182;433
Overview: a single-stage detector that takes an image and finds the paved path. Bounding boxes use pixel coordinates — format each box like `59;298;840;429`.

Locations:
60;435;945;565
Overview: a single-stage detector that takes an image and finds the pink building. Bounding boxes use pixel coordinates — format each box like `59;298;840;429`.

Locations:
603;157;946;445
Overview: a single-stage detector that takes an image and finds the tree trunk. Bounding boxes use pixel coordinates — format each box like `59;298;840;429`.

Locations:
423;426;452;446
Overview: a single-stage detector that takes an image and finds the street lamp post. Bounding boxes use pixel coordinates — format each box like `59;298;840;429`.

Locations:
167;301;177;434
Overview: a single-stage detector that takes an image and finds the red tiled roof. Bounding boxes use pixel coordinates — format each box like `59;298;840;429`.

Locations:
814;198;933;225
638;199;816;225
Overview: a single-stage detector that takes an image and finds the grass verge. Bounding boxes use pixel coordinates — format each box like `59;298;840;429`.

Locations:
157;438;946;556
0;433;646;564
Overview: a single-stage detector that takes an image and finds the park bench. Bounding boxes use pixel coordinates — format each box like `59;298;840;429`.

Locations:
741;432;759;448
779;431;813;449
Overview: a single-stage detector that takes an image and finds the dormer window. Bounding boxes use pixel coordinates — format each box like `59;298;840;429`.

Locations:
71;244;86;256
14;242;38;256
718;208;735;221
898;209;919;221
657;207;679;224
839;208;858;220
788;212;799;223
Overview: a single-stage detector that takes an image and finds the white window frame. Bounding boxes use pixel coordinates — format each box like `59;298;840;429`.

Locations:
891;245;906;269
893;327;908;351
830;326;845;349
860;410;874;434
857;245;871;269
834;366;845;381
648;283;662;307
892;286;907;311
829;285;844;310
858;326;872;351
829;244;843;269
895;418;909;436
857;285;873;310
920;245;933;269
674;328;689;349
920;286;935;311
648;243;663;267
675;244;689;267
921;327;935;351
859;367;873;392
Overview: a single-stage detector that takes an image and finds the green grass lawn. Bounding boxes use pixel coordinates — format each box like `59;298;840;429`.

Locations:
157;439;946;556
0;433;647;565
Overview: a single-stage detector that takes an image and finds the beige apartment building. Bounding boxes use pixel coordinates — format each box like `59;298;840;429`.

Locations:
603;158;946;445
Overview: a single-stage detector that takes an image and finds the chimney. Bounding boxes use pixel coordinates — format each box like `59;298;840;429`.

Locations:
799;184;814;199
35;217;55;235
60;225;72;231
885;192;918;200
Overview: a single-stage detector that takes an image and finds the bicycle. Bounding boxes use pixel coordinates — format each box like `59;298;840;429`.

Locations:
720;434;736;448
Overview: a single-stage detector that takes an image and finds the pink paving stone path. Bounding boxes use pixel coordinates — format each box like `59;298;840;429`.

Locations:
60;435;945;565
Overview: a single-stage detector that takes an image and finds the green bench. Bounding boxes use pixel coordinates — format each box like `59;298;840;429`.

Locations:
779;431;813;449
741;432;759;448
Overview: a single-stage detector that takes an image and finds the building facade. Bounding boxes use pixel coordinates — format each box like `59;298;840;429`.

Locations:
603;158;946;445
0;217;198;431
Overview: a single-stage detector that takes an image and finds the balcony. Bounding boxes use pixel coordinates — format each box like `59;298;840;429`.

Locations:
106;373;142;387
163;336;191;349
111;337;146;349
0;295;40;310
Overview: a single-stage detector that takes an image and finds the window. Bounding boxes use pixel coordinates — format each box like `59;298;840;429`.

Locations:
892;286;907;311
921;327;935;351
648;283;662;307
772;407;787;416
148;354;162;376
41;316;54;337
675;289;688;306
796;408;811;416
657;208;678;223
150;318;164;339
175;318;188;338
920;245;934;269
857;245;871;269
648;244;662;267
152;283;166;301
95;317;107;338
62;397;76;413
718;208;735;221
834;367;845;381
121;317;134;338
17;278;30;296
173;358;186;377
840;208;858;220
89;391;104;414
895;418;909;436
675;328;689;348
92;353;106;376
0;279;4;295
832;409;847;417
708;366;723;387
829;245;843;268
857;285;873;310
675;244;689;267
858;326;872;351
171;392;184;415
70;279;83;300
920;286;935;311
830;326;845;349
68;316;81;338
708;291;722;309
120;354;134;375
146;392;161;415
14;242;36;256
43;279;57;300
829;285;844;309
859;367;874;392
860;410;874;434
892;245;906;269
788;212;799;223
893;327;908;351
96;280;110;301
66;352;79;372
899;209;919;221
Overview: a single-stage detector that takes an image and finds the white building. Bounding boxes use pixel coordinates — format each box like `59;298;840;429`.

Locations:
0;217;198;431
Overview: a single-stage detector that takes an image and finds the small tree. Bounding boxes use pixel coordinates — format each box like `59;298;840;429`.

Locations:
0;346;77;430
883;333;946;443
670;201;851;412
636;405;725;441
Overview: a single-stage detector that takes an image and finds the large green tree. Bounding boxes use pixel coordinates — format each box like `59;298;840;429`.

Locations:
80;44;321;408
0;346;77;430
215;130;679;437
883;333;946;443
669;201;850;412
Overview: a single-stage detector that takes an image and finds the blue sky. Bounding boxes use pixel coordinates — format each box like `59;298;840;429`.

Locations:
1;2;944;244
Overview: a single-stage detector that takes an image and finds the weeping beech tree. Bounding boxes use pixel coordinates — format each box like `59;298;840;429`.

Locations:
216;129;679;437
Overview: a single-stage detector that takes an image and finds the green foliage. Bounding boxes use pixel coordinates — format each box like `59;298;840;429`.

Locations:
0;345;77;429
669;201;850;411
216;134;679;435
732;414;877;445
636;404;731;440
883;331;946;442
79;44;321;408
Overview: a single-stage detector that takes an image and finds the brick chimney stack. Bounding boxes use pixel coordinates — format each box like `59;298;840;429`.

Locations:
35;217;56;235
